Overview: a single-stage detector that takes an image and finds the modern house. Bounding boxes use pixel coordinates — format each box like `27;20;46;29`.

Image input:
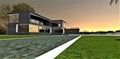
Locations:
7;12;66;35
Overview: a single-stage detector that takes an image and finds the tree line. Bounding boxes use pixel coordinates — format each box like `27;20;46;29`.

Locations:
80;30;120;34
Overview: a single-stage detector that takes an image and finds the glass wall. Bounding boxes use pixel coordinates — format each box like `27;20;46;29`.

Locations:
17;24;51;33
39;26;51;33
18;24;29;33
39;26;44;32
17;24;39;33
9;14;19;23
29;24;39;32
30;19;45;26
30;19;39;24
29;24;50;33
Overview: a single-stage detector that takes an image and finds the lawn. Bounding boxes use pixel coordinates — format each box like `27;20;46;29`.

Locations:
55;36;120;59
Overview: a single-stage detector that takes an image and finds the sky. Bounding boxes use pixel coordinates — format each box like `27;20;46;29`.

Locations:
0;0;119;32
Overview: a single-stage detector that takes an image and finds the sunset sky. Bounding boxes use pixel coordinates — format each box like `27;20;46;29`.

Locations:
0;0;119;32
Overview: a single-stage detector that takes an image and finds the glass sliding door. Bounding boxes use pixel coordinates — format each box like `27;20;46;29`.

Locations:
18;24;29;33
39;26;50;33
29;24;39;33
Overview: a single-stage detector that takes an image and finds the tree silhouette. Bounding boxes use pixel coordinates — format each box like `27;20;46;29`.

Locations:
0;3;35;34
110;0;118;5
0;4;11;34
12;3;35;13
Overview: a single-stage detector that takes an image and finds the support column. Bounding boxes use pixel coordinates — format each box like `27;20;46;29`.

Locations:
50;27;52;34
16;24;18;33
62;28;65;34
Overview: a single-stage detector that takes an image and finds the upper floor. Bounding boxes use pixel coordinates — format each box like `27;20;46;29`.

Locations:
8;12;66;28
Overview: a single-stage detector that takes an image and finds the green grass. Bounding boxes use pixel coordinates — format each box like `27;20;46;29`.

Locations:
0;35;50;40
55;36;120;59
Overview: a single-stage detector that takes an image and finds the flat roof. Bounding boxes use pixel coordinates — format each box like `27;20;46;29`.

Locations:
52;20;66;24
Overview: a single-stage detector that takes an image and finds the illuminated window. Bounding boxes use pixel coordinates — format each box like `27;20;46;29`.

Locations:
29;24;39;32
58;24;61;27
30;19;39;24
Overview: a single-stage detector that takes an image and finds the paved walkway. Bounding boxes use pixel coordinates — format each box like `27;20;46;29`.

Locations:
35;35;81;59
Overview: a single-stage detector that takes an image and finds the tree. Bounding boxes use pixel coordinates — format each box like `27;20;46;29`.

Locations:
0;25;6;34
0;4;11;33
12;3;35;13
0;3;35;34
110;0;118;5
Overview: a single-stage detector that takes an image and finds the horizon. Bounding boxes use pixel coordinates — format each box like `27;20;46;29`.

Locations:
0;0;119;32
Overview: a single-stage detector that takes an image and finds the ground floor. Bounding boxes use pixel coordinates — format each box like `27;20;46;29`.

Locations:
7;23;65;35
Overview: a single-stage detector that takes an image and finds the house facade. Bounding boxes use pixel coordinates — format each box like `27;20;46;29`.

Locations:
7;12;66;35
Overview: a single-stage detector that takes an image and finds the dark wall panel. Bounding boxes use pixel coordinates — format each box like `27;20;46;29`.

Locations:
19;12;30;23
7;23;16;35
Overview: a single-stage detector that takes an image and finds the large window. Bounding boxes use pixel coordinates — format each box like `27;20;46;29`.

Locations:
30;19;39;24
9;14;19;23
17;24;51;33
29;24;39;32
39;27;50;33
18;24;29;33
